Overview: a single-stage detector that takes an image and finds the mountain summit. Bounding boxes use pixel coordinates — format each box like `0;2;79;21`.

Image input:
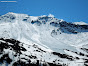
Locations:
0;13;88;66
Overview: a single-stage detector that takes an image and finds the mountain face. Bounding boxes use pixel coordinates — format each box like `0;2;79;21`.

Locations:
0;12;88;66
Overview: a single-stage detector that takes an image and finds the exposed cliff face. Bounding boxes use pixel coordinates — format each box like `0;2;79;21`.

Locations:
58;21;88;34
0;12;88;66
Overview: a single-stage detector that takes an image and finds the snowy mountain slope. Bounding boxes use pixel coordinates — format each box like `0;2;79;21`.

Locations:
0;12;88;66
0;13;88;52
0;38;88;66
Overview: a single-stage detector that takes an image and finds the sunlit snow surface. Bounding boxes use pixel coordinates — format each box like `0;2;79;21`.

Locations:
0;12;88;66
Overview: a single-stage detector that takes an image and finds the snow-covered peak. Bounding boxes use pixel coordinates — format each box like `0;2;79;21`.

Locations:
30;16;38;21
73;21;88;25
40;15;47;17
0;12;16;22
6;12;16;14
48;14;54;18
